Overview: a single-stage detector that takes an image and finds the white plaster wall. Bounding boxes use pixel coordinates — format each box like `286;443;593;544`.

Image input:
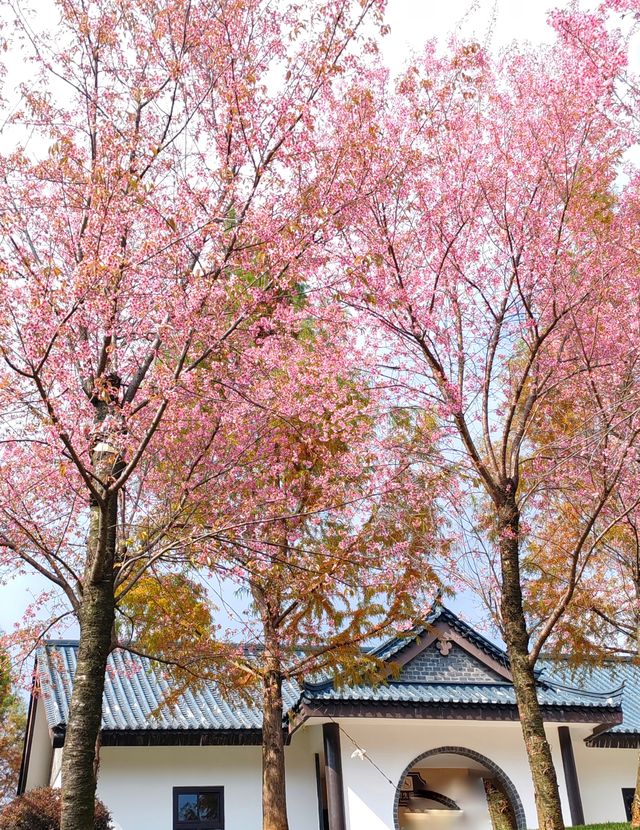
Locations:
95;725;321;830
31;716;639;829
333;718;574;830
49;747;63;788
570;726;638;824
24;697;53;791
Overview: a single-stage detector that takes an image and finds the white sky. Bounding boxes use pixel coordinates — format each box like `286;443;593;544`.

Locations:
383;0;570;65
0;0;582;638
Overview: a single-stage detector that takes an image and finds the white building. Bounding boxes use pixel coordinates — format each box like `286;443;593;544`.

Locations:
18;606;639;829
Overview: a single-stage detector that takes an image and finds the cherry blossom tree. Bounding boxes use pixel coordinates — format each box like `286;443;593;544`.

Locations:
521;448;640;826
333;26;640;829
0;0;387;827
204;342;444;830
118;314;448;830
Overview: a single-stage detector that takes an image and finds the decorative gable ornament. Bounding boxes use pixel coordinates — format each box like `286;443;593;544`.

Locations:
435;634;452;656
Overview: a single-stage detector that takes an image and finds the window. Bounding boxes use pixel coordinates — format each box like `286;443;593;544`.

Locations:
173;787;224;830
623;788;635;821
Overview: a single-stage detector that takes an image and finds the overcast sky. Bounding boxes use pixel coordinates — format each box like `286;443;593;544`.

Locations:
0;0;579;638
383;0;572;65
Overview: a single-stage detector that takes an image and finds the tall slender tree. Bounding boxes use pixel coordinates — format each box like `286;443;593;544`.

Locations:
0;1;387;827
120;317;448;830
332;27;640;829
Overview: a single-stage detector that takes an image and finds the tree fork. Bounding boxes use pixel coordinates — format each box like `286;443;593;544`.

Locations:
498;492;565;830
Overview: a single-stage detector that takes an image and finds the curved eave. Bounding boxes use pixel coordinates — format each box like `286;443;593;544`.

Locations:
586;730;640;748
49;725;290;747
295;698;623;726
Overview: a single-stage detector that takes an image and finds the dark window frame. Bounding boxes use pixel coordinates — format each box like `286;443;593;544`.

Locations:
173;786;224;830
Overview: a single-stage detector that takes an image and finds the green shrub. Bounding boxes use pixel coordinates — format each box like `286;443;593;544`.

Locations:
0;787;111;830
567;824;629;829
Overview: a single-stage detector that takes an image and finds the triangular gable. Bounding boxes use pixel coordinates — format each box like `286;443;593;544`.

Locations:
381;606;513;684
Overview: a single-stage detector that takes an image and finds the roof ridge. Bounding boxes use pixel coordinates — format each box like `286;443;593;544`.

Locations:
389;680;514;687
541;676;625;701
541;654;639;664
437;605;508;661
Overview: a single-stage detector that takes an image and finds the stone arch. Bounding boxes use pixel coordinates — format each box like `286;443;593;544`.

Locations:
393;745;526;830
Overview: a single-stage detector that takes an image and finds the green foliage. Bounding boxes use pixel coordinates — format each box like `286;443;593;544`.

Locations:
0;787;111;830
529;825;628;829
0;652;26;805
565;825;629;829
116;572;234;699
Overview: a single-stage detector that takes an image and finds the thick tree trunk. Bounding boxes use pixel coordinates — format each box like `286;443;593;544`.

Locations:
60;445;119;830
631;605;640;827
261;622;289;830
631;755;640;828
483;778;517;830
498;491;565;830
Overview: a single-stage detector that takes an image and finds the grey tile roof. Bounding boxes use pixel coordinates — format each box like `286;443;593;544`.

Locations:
300;679;621;710
35;606;624;738
540;660;639;734
370;605;510;668
302;606;622;716
37;642;301;733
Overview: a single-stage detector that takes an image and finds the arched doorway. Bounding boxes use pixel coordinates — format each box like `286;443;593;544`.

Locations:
393;746;526;830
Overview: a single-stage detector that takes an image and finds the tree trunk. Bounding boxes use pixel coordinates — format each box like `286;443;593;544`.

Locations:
484;778;517;830
498;491;565;830
631;754;640;828
631;596;640;827
60;444;119;830
261;629;289;830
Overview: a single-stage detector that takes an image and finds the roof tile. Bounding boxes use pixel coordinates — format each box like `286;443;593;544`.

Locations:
37;642;300;732
36;606;625;736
